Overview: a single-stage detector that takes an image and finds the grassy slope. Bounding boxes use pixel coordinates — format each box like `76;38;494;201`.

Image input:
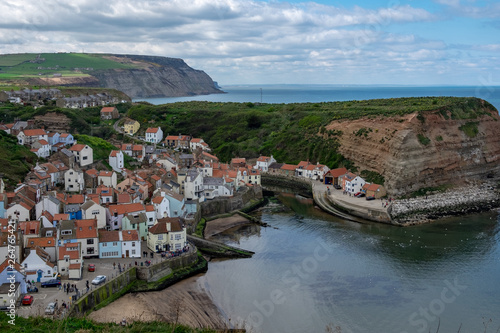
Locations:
128;97;496;168
0;53;137;78
0;312;220;333
0;131;38;187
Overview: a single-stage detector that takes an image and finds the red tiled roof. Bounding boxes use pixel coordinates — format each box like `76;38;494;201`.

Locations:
69;144;87;152
98;230;120;243
117;193;132;204
28;237;56;248
38;139;49;145
0;258;24;275
18;220;40;235
75;219;98;239
54;213;69;221
98;171;114;177
23;129;47;136
67;194;85;204
231;158;246;164
58;243;81;260
297;161;310;168
152;196;164;204
109;150;120;157
86;168;98;177
146;127;159;133
69;263;81;270
108;203;145;216
101;107;116;113
145;204;154;212
281;164;297;171
257;156;270;162
191;138;202;143
121;230;139;241
327;168;348;178
59;133;70;138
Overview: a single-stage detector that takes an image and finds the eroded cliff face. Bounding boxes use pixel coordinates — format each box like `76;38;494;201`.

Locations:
325;100;500;196
30;54;222;99
91;55;222;98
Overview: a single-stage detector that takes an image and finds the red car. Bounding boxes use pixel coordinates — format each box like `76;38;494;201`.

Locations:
22;295;34;306
88;264;95;272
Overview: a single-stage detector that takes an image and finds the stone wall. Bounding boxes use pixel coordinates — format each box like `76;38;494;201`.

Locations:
261;174;313;197
71;267;137;316
200;185;263;216
136;247;199;282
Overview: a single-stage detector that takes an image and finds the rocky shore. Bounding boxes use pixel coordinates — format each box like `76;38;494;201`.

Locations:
390;182;500;225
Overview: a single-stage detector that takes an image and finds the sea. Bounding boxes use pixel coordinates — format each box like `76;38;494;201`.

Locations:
134;84;500;112
136;85;500;332
201;193;500;333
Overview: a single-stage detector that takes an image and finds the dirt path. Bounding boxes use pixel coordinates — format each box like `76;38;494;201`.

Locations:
88;274;228;329
204;215;250;238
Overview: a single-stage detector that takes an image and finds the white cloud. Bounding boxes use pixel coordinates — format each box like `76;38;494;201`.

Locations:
0;0;495;85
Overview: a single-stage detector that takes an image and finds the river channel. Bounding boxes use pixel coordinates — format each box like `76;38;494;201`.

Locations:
199;192;500;333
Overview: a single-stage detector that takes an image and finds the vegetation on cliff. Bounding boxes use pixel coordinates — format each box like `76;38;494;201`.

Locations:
0;131;37;187
126;97;495;167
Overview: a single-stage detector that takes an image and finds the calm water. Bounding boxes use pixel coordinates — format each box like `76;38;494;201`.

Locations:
200;193;500;333
135;85;500;112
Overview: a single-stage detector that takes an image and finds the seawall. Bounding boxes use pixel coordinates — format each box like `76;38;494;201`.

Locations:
70;245;206;316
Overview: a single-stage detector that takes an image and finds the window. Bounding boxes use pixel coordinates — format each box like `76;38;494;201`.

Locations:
158;234;163;240
175;234;181;240
83;156;88;160
87;248;94;254
113;242;117;246
102;243;107;247
61;230;72;235
132;250;136;255
132;242;135;247
87;239;94;245
92;210;99;215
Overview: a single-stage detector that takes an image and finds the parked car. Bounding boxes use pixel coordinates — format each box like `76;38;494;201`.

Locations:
45;301;58;315
92;275;106;285
366;196;375;201
333;184;342;190
41;279;61;288
22;295;34;306
88;264;95;272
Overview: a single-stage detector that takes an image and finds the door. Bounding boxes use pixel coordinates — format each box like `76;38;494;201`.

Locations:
126;250;129;258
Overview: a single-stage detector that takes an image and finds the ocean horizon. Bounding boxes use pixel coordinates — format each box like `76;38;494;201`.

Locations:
135;84;500;112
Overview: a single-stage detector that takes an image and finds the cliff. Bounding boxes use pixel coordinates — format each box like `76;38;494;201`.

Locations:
89;55;223;98
325;98;500;196
7;53;223;99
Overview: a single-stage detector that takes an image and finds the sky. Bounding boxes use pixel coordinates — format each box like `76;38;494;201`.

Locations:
0;0;499;86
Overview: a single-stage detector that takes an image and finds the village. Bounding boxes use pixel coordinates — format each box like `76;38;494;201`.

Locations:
0;105;387;317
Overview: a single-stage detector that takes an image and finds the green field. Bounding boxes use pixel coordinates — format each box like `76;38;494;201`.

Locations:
0;53;37;66
0;53;138;78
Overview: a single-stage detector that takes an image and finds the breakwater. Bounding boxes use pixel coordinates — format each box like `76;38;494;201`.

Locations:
390;182;500;225
261;174;313;197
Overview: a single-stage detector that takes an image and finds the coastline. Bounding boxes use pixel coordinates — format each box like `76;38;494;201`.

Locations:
88;273;229;329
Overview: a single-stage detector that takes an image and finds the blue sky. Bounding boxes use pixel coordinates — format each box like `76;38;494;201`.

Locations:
0;0;499;86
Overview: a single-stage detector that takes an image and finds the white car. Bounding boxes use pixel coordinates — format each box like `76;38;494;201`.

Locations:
45;302;57;315
92;275;106;285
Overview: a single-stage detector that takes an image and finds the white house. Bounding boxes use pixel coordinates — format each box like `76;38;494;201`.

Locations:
6;202;32;222
203;177;233;199
31;140;51;158
58;242;82;279
147;217;187;252
17;128;48;146
81;200;107;229
152;195;170;219
75;219;99;258
121;230;141;258
303;163;330;181
36;195;61;221
254;155;276;172
190;138;209;151
21;247;57;283
98;170;117;188
344;174;366;194
69;144;93;167
64;168;85;192
109;150;124;172
184;169;204;202
145;127;163;144
158;155;177;171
